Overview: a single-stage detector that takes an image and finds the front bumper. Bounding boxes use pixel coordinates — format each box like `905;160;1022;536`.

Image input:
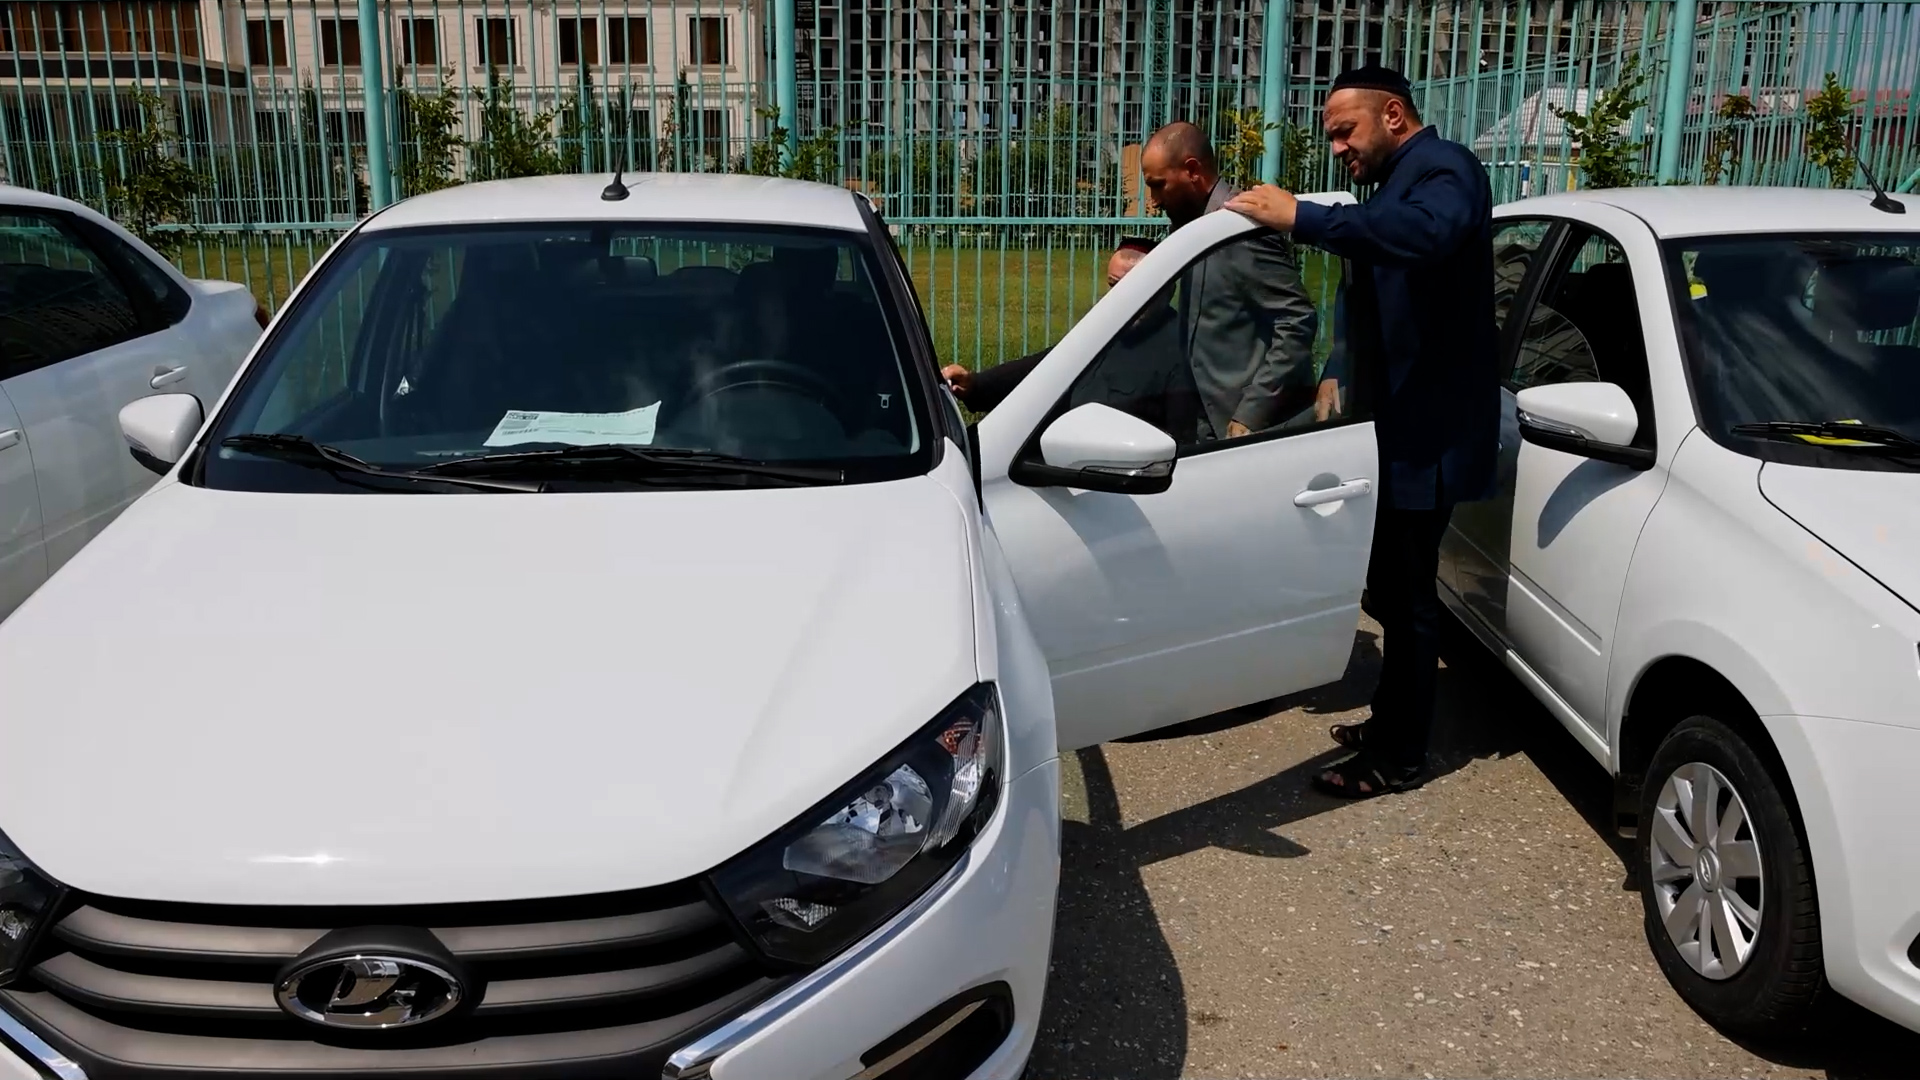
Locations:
0;757;1062;1080
1768;714;1920;1032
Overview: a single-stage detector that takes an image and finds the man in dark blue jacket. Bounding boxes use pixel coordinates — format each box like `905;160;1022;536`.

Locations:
1229;65;1498;799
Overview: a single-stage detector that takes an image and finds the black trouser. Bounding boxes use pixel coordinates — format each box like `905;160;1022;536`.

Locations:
1365;506;1453;773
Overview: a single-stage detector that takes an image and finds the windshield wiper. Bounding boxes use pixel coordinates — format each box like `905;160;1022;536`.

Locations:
1730;421;1920;457
414;444;847;486
221;434;538;492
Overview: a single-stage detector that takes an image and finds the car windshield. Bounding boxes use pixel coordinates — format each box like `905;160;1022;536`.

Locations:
199;222;926;492
1665;233;1920;471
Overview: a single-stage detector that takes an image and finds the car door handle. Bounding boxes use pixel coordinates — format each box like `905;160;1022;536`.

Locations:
0;429;19;452
1293;478;1373;507
150;365;188;389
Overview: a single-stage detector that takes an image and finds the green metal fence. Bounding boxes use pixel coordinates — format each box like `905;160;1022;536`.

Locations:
3;0;1916;368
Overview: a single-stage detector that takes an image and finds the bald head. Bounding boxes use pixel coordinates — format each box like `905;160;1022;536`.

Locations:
1140;122;1219;226
1106;246;1146;287
1144;122;1217;176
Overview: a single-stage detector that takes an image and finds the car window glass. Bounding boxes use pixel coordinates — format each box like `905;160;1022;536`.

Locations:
204;223;927;492
1512;231;1648;398
1672;233;1920;471
255;248;393;431
97;228;192;326
1492;220;1552;339
1062;233;1347;453
0;211;144;378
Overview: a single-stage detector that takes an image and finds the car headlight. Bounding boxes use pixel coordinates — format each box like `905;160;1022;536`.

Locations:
0;830;62;987
710;683;1003;966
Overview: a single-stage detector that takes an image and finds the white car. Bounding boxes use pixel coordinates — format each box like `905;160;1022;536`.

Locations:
0;185;261;620
1446;186;1920;1037
0;175;1376;1080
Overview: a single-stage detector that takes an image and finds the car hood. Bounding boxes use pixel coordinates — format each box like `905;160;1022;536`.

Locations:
0;478;978;906
1759;461;1920;610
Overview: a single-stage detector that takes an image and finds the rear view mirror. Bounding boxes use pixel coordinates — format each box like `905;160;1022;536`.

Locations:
1012;402;1177;495
120;393;204;476
1516;382;1653;469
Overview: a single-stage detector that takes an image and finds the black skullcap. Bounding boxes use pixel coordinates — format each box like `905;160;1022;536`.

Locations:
1332;64;1414;104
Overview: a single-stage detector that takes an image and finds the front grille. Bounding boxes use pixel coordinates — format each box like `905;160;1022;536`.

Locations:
2;882;785;1079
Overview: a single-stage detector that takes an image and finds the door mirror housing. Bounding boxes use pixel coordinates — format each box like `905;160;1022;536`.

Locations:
1515;382;1653;470
120;393;204;476
1011;402;1177;495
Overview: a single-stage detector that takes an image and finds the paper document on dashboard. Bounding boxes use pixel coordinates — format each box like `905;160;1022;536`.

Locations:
483;403;661;448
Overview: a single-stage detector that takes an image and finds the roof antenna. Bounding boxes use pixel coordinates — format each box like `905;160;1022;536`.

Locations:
1844;125;1905;214
601;150;630;202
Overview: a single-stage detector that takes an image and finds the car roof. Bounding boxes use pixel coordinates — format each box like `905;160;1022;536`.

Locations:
1498;186;1920;239
361;173;872;234
0;184;94;213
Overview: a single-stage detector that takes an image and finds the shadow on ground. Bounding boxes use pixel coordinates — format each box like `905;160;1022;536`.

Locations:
1029;625;1517;1078
1028;623;1920;1079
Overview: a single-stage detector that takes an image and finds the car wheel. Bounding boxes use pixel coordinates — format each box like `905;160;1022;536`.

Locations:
1636;714;1827;1036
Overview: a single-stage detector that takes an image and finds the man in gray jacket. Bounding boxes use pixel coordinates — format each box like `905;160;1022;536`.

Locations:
1139;122;1319;440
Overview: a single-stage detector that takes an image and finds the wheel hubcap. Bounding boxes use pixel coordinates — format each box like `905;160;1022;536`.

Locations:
1650;762;1765;980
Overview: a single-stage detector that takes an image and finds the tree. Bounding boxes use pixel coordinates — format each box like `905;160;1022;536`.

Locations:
1215;108;1276;190
1804;72;1856;189
557;69;604;174
1551;54;1652;189
469;67;562;180
91;89;207;256
1701;93;1755;184
973;103;1087;216
393;70;465;197
1279;121;1325;193
860;140;962;217
742;105;841;181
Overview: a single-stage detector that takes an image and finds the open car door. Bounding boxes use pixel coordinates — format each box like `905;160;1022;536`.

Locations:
977;194;1378;751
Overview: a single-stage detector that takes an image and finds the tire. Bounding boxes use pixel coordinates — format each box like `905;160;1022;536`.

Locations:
1636;714;1828;1037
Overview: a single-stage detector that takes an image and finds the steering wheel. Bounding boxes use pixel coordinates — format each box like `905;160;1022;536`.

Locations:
676;359;854;426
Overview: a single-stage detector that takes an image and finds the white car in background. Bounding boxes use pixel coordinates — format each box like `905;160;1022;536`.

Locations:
1446;186;1920;1037
0;185;261;620
0;175;1371;1080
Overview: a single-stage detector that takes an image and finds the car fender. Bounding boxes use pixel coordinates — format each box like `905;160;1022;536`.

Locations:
927;445;1056;780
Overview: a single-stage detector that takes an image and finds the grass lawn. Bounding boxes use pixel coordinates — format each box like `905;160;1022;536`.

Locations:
172;235;329;310
183;233;1341;371
905;241;1341;372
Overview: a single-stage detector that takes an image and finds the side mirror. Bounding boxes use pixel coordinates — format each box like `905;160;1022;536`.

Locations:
1516;382;1653;469
120;393;204;476
1012;402;1177;495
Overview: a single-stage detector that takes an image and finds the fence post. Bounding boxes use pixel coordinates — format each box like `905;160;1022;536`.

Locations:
1655;0;1699;184
357;0;394;207
1901;164;1920;194
774;0;799;161
1259;0;1288;185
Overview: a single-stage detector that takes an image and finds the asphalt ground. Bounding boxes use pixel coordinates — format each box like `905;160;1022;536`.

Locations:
1026;617;1920;1079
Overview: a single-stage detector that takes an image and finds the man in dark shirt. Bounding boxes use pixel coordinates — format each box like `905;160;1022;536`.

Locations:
942;246;1199;440
1229;65;1499;798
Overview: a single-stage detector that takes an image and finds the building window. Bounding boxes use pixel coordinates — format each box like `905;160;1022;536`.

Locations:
607;16;647;64
557;16;597;65
688;16;727;65
476;17;515;67
246;18;287;68
695;108;727;160
320;19;360;67
399;17;437;66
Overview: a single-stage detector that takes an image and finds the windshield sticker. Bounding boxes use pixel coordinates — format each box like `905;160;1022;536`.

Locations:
483;403;661;448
